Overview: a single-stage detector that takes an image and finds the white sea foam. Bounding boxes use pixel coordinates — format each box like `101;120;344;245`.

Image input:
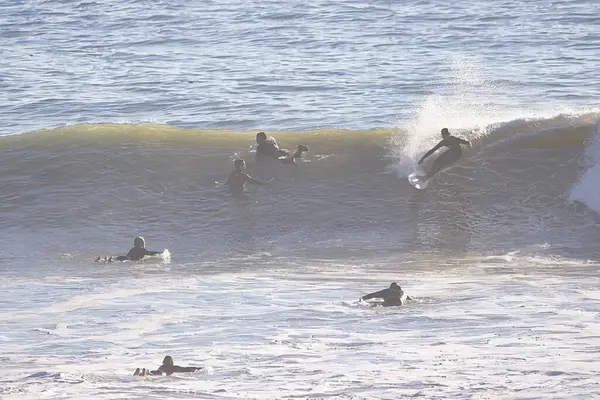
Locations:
569;119;600;214
1;256;599;399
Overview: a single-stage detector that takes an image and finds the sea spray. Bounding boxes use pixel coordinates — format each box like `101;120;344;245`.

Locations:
569;119;600;214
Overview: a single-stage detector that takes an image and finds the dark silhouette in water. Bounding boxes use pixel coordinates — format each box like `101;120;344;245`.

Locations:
361;282;412;307
95;237;162;263
225;159;272;199
134;356;202;376
255;132;310;164
255;131;289;160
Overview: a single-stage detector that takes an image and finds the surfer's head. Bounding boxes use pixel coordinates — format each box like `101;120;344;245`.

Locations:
162;356;174;366
441;128;450;139
389;282;402;290
133;236;145;248
234;159;246;172
256;131;267;144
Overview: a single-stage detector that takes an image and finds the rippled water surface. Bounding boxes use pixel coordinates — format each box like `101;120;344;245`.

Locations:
1;0;600;398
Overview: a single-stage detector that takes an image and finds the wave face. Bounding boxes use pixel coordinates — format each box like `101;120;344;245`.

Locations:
2;113;599;265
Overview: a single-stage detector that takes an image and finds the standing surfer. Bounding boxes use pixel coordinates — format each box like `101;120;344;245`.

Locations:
418;128;471;180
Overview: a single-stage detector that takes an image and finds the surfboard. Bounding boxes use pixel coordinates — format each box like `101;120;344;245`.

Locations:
95;249;171;264
408;172;428;190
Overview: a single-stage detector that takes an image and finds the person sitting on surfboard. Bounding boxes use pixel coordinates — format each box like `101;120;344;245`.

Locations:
418;128;471;180
133;356;202;376
225;159;272;197
95;236;162;263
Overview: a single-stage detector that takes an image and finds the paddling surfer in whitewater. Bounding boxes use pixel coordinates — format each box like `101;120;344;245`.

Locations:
360;282;412;307
134;356;202;376
95;236;161;263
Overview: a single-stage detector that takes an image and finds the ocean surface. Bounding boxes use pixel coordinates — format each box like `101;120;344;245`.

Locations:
1;0;600;398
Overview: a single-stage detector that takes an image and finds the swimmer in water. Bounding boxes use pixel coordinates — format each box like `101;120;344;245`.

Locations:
360;282;412;307
134;356;202;376
282;144;310;165
225;159;272;197
418;128;471;180
95;236;162;263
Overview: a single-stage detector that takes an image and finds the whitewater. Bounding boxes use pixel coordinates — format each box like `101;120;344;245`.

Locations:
2;0;600;399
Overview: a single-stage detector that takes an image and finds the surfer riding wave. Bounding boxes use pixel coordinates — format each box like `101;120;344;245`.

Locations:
418;128;471;180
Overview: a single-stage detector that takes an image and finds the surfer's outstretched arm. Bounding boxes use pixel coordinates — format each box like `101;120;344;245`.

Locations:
361;289;388;301
418;141;444;164
247;174;272;185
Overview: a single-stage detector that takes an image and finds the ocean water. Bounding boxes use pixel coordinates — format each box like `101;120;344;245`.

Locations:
1;0;600;398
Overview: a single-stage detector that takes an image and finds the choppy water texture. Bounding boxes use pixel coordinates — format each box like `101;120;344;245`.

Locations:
1;0;600;398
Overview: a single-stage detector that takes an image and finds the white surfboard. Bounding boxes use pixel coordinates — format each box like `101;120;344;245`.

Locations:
408;172;428;190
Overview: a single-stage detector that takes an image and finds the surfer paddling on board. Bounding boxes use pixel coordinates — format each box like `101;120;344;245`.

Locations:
360;282;412;307
225;159;272;198
417;128;471;180
134;356;202;376
95;236;162;263
255;132;310;164
255;131;289;160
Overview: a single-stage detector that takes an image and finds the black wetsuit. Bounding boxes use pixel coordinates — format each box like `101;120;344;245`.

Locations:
256;140;288;159
361;283;409;307
421;136;470;177
226;170;251;194
120;247;160;261
150;364;201;376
